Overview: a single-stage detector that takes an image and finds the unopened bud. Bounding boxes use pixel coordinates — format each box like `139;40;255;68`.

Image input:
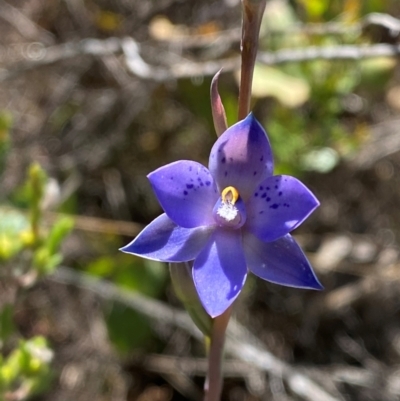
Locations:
169;261;213;336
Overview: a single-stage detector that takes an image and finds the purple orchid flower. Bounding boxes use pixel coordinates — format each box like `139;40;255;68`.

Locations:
121;114;322;317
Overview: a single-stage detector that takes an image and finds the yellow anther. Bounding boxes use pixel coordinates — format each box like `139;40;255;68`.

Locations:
221;186;239;205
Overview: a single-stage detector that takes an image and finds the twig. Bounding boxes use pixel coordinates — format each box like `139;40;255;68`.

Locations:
1;39;400;84
44;211;143;236
0;0;54;45
143;354;267;397
0;38;122;81
150;12;400;49
142;354;255;378
257;43;400;64
50;266;342;401
363;12;400;34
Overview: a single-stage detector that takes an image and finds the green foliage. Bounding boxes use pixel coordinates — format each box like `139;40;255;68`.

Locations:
0;337;53;399
0;207;29;260
33;216;74;275
1;161;74;399
251;0;396;174
170;262;212;337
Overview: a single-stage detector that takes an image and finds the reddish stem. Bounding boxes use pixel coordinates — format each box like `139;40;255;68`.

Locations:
238;0;267;120
203;307;232;401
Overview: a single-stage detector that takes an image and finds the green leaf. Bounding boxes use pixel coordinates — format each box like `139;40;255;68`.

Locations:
0;207;29;260
170;262;212;336
45;216;74;255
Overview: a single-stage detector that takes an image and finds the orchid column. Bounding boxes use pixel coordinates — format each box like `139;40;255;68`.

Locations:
121;1;322;401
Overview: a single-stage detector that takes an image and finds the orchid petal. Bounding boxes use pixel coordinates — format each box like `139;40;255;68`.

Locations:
148;160;219;228
120;214;213;262
245;175;319;242
209;113;273;200
243;231;323;290
193;229;247;317
211;69;228;137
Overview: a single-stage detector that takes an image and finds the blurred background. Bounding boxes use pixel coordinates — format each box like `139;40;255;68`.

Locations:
1;0;400;400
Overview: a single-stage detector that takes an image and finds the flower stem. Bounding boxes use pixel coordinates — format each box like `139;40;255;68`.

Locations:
203;307;232;401
238;0;267;120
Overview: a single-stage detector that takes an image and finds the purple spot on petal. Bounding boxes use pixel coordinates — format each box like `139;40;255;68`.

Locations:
189;166;192;171
221;157;226;163
266;187;270;190
183;191;188;195
279;191;282;196
186;184;194;189
229;157;233;162
266;197;271;202
270;203;279;209
260;156;264;162
259;211;264;214
261;193;267;198
274;185;278;189
206;181;211;186
259;186;264;190
253;171;257;176
254;192;258;197
224;171;228;177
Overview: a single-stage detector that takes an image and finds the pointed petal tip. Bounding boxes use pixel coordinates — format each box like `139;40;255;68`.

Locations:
211;70;228;137
299;260;324;290
272;275;324;291
310;279;324;291
212;68;223;81
242;111;255;124
269;274;324;291
119;242;137;255
240;113;267;137
119;245;130;253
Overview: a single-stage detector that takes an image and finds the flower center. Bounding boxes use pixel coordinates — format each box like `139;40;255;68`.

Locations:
213;186;246;229
221;186;239;204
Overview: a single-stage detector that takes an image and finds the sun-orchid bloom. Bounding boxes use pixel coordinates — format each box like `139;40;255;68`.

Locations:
121;114;322;317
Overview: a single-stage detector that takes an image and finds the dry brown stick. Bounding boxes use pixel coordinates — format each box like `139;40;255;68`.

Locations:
0;0;54;45
1;38;400;83
50;266;342;401
143;354;254;377
44;211;143;236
